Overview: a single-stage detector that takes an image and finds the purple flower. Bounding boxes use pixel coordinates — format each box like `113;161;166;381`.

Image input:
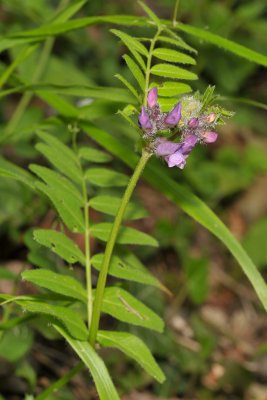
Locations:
155;139;180;156
156;135;198;169
147;87;158;108
201;131;218;143
205;113;216;124
138;106;152;130
188;117;199;128
165;103;182;126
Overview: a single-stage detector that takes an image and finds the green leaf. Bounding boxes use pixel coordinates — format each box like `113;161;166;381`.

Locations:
0;45;37;87
97;330;165;383
36;131;83;183
123;55;145;91
0;83;136;104
150;63;198;80
82;123;267;312
111;29;147;70
51;0;87;24
78;147;112;163
90;223;158;247
85;168;128;187
2;16;267;68
115;74;140;101
89;195;148;220
102;287;164;332
30;164;83;206
156;81;192;97
0;156;35;189
17;301;88;340
33;229;85;264
35;181;85;233
152;48;196;64
174;22;267;68
111;29;148;56
55;325;120;400
22;269;87;303
158;35;197;53
91;252;163;288
138;1;161;26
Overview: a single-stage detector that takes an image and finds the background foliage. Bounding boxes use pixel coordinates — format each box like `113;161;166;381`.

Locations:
0;0;267;399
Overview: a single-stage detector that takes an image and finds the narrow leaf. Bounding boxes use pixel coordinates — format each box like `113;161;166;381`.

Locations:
17;301;88;340
111;29;148;56
22;269;87;303
30;164;83;206
102;287;164;332
33;229;85;264
138;1;161;26
150;63;198;80
98;330;165;383
91;252;162;288
90;223;158;247
158;35;197;53
89;195;148;220
123;55;145;91
153;48;196;64
55;325;120;400
85;168;128;187
156;81;192;97
78;147;112;163
115;74;140;101
36;131;83;183
0;156;35;189
111;29;147;70
35;181;85;233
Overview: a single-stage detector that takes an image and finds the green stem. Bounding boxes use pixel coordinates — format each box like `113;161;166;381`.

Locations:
89;150;151;346
35;362;83;400
172;0;180;27
144;27;162;107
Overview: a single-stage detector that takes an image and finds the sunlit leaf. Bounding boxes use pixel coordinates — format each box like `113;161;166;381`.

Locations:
152;48;196;64
150;63;198;80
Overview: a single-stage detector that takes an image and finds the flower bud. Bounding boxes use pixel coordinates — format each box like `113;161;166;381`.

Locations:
138;106;152;130
188;117;199;128
181;134;198;154
165;103;182;126
206;113;216;124
147;87;158;108
202;131;218;143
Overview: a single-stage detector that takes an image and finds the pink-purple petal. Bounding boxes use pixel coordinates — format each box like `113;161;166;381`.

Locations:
165;103;182;126
147;87;158;108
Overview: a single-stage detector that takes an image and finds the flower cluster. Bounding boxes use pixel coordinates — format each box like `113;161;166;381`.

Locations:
138;87;220;169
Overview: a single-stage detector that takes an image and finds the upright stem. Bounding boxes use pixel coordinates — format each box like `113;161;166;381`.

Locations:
89;150;151;345
144;27;162;107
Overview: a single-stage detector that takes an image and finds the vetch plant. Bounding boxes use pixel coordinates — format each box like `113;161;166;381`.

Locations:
0;1;267;399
